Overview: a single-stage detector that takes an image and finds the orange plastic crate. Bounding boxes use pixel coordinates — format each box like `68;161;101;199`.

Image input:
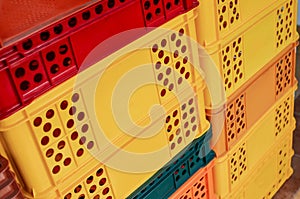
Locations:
169;159;215;199
206;42;297;157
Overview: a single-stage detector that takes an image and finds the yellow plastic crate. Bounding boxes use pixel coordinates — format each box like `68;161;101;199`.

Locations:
0;9;209;198
197;0;297;47
213;85;296;198
198;0;298;98
226;130;294;199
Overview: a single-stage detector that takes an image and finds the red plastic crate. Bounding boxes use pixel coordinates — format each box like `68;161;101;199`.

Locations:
0;0;198;120
0;0;92;44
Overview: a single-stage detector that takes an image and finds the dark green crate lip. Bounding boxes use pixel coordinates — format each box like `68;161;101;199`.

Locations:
127;127;215;199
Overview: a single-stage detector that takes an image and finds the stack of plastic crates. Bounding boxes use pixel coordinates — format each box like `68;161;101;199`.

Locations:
196;0;298;198
0;0;217;198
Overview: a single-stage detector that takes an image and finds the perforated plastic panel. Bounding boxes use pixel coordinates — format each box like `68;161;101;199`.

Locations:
276;0;294;48
217;0;241;32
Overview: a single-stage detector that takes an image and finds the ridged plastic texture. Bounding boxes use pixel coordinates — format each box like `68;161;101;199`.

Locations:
0;10;209;198
168;159;215;199
0;0;198;119
221;129;294;199
212;85;296;198
0;0;198;45
199;0;298;98
127;129;215;199
0;0;92;43
0;155;24;199
207;42;297;157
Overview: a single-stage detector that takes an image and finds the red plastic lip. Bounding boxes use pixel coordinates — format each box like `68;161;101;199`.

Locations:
0;155;24;199
0;155;8;173
0;0;199;120
0;0;91;44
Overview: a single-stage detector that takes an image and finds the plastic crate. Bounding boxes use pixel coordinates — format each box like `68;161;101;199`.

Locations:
16;128;213;199
206;42;297;157
0;0;198;119
0;155;23;199
212;86;296;198
0;9;209;198
196;0;297;47
0;0;197;47
222;128;294;199
0;0;92;44
127;131;215;199
168;159;215;199
198;0;298;98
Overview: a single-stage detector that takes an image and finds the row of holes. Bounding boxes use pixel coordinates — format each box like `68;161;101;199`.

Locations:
227;113;245;139
15;60;39;77
33;94;80;127
131;138;202;198
18;76;42;91
222;37;243;87
15;43;73;91
144;0;181;21
48;133;95;175
52;160;72;174
178;178;207;199
152;29;190;97
144;0;180;10
276;62;292;96
32;93;97;176
45;44;69;61
22;0;126;51
263;144;289;198
151;31;185;51
15;58;44;91
136;150;193;196
275;99;291;136
218;0;240;30
152;47;187;59
276;2;294;48
65;170;110;197
166;108;182;150
194;181;207;198
21;0;185;51
188;150;201;169
277;145;288;188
